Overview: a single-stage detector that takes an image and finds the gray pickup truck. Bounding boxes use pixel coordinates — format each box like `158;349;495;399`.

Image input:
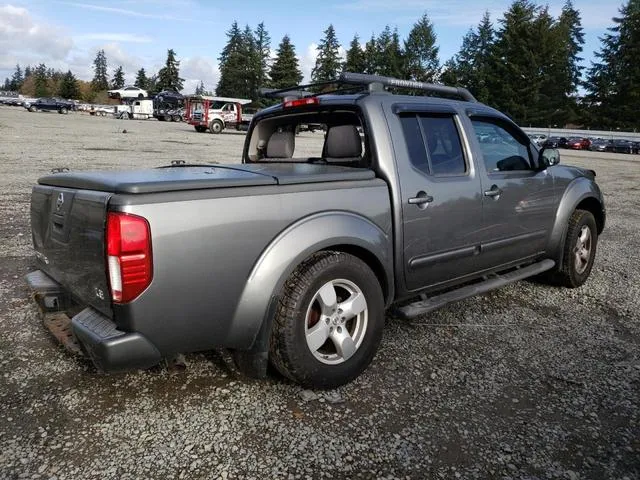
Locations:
27;73;605;388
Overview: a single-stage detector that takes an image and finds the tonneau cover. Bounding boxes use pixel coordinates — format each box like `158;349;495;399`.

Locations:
37;164;375;194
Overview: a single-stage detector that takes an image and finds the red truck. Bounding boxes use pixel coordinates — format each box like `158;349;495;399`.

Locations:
185;95;254;133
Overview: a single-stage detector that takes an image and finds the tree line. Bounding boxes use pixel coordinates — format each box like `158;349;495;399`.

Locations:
3;48;185;104
3;0;640;129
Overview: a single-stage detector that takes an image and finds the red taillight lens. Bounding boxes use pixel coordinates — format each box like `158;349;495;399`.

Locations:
283;97;319;108
106;212;153;303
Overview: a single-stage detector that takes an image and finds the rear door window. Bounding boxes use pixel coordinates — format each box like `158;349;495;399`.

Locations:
399;113;467;176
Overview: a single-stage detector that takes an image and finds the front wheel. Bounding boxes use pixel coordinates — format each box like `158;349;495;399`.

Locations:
59;107;68;114
269;251;384;389
550;209;598;288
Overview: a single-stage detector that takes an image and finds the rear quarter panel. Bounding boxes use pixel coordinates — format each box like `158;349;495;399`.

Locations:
110;180;392;354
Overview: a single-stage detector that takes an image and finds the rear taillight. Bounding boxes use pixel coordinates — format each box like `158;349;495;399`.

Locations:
283;97;319;108
106;212;153;303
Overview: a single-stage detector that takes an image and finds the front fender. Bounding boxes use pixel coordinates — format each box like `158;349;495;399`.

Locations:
548;177;604;264
228;211;393;348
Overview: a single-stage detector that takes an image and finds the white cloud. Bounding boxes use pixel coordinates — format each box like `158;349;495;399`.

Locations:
0;4;73;69
75;33;153;43
180;56;219;93
60;1;214;24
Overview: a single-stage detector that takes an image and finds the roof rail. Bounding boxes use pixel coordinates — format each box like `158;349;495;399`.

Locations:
339;72;477;102
258;72;477;103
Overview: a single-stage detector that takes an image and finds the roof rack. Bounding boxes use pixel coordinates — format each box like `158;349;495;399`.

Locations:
259;72;477;103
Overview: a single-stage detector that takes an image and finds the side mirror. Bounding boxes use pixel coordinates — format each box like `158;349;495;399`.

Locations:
539;148;560;169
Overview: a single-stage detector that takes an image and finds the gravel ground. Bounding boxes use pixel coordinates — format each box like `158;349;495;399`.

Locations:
0;106;638;480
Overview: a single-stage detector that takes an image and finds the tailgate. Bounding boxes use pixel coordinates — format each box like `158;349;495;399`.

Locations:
31;185;112;317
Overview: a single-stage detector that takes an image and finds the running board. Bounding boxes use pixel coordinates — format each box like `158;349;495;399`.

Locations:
397;259;555;319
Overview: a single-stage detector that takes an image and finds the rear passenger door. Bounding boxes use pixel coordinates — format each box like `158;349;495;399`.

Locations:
391;106;484;291
468;116;556;267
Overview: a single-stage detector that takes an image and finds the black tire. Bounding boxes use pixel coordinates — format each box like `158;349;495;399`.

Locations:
59;107;68;114
195;126;206;133
28;106;36;112
548;209;598;288
138;93;144;99
269;251;384;389
209;119;223;134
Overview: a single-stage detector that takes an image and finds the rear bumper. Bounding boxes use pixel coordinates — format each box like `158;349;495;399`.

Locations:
26;270;161;372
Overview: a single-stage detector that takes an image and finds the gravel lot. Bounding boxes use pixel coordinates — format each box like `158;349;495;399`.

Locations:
0;106;638;480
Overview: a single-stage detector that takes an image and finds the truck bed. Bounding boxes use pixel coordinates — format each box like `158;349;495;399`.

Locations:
37;164;375;194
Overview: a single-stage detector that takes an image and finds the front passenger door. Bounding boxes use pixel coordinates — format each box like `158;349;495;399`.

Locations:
469;116;556;268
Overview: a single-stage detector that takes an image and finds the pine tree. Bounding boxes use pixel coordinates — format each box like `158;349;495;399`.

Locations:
404;13;440;83
217;21;249;97
9;64;23;91
195;80;205;95
343;35;365;73
377;26;404;78
24;66;32;78
363;34;379;74
134;68;149;89
111;66;125;89
34;64;49;97
157;49;184;92
311;24;342;84
58;70;79;99
91;49;109;91
440;12;494;103
240;24;257;99
584;0;640;129
269;35;303;89
486;0;541;124
254;22;271;91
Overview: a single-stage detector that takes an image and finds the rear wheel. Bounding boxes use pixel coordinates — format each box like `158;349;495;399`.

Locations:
172;115;181;122
28;106;36;112
209;119;223;134
269;251;384;389
59;107;68;114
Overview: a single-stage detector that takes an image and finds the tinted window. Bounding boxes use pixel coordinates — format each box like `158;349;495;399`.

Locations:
399;114;466;176
471;119;532;172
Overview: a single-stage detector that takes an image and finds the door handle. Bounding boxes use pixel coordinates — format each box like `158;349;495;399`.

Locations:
408;192;434;205
484;185;503;198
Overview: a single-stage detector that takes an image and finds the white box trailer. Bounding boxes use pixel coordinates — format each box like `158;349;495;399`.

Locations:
116;99;154;120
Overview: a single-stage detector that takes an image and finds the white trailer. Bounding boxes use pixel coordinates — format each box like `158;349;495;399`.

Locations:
116;99;154;120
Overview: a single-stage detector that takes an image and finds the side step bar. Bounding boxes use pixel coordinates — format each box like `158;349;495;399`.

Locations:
396;259;555;319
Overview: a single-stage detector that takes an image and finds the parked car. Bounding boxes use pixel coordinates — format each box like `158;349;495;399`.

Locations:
25;97;75;114
589;139;611;152
108;86;148;100
567;137;591;150
543;136;568;148
608;139;636;154
26;72;605;388
528;133;547;146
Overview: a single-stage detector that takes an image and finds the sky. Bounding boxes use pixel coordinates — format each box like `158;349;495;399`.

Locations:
0;0;624;94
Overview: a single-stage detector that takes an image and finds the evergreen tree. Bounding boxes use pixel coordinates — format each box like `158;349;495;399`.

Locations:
91;49;109;91
195;80;205;95
24;66;32;78
363;34;379;74
254;22;271;91
404;13;440;83
111;66;125;89
343;34;366;73
134;68;149;89
268;35;303;89
3;78;10;91
157;49;184;92
377;26;404;78
241;24;257;98
9;64;23;91
58;70;79;99
311;24;342;84
584;0;640;129
34;63;49;97
486;0;541;124
217;21;249;97
440;12;494;103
